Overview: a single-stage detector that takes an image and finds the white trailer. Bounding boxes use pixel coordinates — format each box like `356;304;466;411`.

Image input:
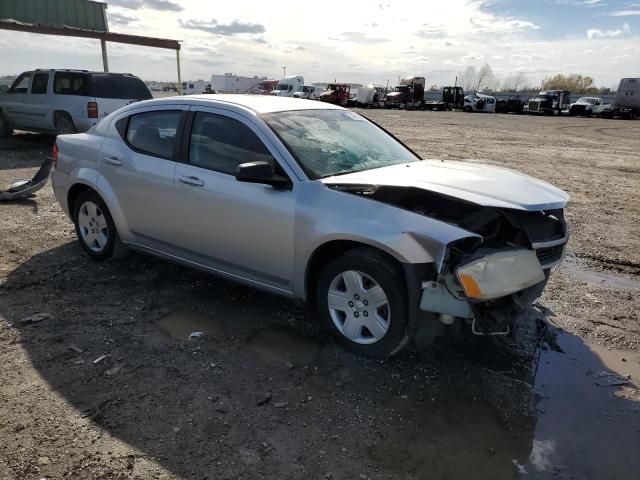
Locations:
596;78;640;119
181;80;208;95
271;76;304;97
210;73;264;94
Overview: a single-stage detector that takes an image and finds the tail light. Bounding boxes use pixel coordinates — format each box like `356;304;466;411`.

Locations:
87;101;99;118
52;143;59;169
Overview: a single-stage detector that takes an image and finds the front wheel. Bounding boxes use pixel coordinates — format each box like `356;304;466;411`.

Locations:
316;248;409;358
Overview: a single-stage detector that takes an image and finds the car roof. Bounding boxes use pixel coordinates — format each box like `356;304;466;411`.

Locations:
137;94;346;114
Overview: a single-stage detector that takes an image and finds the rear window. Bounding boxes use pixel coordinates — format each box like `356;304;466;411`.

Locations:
54;73;90;96
90;74;152;100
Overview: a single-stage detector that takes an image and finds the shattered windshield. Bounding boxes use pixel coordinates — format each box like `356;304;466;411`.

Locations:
263;109;419;179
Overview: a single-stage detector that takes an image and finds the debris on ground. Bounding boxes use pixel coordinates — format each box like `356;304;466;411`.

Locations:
512;459;528;474
92;355;107;364
592;371;631;387
189;331;205;339
68;343;83;353
18;313;50;324
105;364;123;376
274;401;289;408
256;393;272;406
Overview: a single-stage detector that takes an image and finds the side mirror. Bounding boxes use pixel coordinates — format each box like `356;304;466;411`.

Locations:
235;161;292;189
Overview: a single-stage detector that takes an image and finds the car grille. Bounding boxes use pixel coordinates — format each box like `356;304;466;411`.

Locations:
528;100;540;112
535;244;565;268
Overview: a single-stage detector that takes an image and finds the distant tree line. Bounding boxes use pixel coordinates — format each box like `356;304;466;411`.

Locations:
427;64;616;94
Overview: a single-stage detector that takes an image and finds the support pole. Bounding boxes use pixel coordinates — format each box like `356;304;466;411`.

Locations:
100;38;109;72
176;48;182;95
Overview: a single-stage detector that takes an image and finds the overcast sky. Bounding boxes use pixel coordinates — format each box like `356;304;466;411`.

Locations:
1;0;639;88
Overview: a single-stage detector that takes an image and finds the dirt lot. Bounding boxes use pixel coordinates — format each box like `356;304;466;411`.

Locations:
1;111;639;480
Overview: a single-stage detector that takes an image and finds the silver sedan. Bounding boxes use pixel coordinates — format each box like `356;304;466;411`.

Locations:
51;95;569;357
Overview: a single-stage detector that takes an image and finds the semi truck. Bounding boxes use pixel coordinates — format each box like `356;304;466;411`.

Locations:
596;78;640;119
318;83;351;105
526;90;571;115
270;76;304;97
423;86;464;110
384;77;425;109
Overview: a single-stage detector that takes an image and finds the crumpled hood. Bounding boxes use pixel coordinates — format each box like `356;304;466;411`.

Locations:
320;160;570;211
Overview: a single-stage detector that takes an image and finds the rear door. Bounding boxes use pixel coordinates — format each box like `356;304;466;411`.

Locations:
90;74;152;119
2;72;31;127
99;106;187;244
170;108;296;290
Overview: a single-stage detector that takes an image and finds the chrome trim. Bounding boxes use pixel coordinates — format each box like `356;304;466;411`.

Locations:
532;235;569;250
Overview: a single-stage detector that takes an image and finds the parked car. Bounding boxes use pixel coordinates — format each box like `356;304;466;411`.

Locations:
51;95;569;357
495;95;525;114
0;69;152;136
463;93;496;112
569;97;602;116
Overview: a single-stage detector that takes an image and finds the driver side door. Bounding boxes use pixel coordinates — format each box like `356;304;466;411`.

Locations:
169;108;297;292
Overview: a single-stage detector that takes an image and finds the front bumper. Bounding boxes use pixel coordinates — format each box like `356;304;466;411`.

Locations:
419;248;552;334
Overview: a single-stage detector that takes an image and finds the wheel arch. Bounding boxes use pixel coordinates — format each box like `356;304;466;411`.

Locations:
303;239;407;307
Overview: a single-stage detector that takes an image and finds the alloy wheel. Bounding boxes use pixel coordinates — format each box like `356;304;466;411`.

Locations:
78;201;109;252
327;270;391;344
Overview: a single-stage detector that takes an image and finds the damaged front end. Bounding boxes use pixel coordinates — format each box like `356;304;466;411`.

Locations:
329;184;568;336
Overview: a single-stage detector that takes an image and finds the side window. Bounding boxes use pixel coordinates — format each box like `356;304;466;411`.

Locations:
31;73;49;94
8;73;31;93
126;110;182;159
53;73;89;96
189;112;275;175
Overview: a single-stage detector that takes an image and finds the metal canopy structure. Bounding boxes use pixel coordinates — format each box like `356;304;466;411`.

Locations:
0;0;182;93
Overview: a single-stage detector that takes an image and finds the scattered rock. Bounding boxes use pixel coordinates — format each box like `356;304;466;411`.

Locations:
189;331;205;339
274;401;289;408
488;447;496;455
172;426;181;433
19;313;50;324
256;393;272;406
68;343;83;353
105;364;123;376
37;456;51;466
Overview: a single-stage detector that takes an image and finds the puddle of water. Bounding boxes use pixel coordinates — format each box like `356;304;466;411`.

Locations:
369;332;640;479
157;310;220;340
530;332;640;479
561;260;640;290
246;329;320;367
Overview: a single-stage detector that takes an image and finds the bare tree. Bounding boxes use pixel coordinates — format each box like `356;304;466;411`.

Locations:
457;63;496;92
501;72;529;92
457;66;477;92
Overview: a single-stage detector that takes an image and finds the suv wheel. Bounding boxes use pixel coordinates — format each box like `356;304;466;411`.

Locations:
73;190;122;261
55;114;77;135
0;111;13;137
316;248;409;358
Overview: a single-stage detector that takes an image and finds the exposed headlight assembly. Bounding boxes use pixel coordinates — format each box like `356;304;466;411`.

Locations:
456;249;545;300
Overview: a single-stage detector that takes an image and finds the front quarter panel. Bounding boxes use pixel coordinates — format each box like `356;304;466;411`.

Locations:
293;182;480;298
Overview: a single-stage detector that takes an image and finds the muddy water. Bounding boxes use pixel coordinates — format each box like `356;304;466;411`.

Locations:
375;332;640;479
246;328;321;367
560;258;640;290
157;310;221;340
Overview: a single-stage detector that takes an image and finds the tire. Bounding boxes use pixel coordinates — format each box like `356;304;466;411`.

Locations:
398;103;405;110
73;190;122;262
463;106;473;113
0;110;13;137
55;113;77;135
316;248;409;358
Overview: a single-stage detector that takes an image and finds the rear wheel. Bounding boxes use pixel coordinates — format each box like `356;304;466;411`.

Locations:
55;113;77;135
73;190;124;262
0;111;13;137
316;248;409;358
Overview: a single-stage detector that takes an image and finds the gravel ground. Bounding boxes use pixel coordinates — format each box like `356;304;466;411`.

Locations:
0;111;638;480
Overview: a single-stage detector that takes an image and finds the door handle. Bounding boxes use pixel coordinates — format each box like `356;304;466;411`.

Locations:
104;156;122;166
178;175;204;187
